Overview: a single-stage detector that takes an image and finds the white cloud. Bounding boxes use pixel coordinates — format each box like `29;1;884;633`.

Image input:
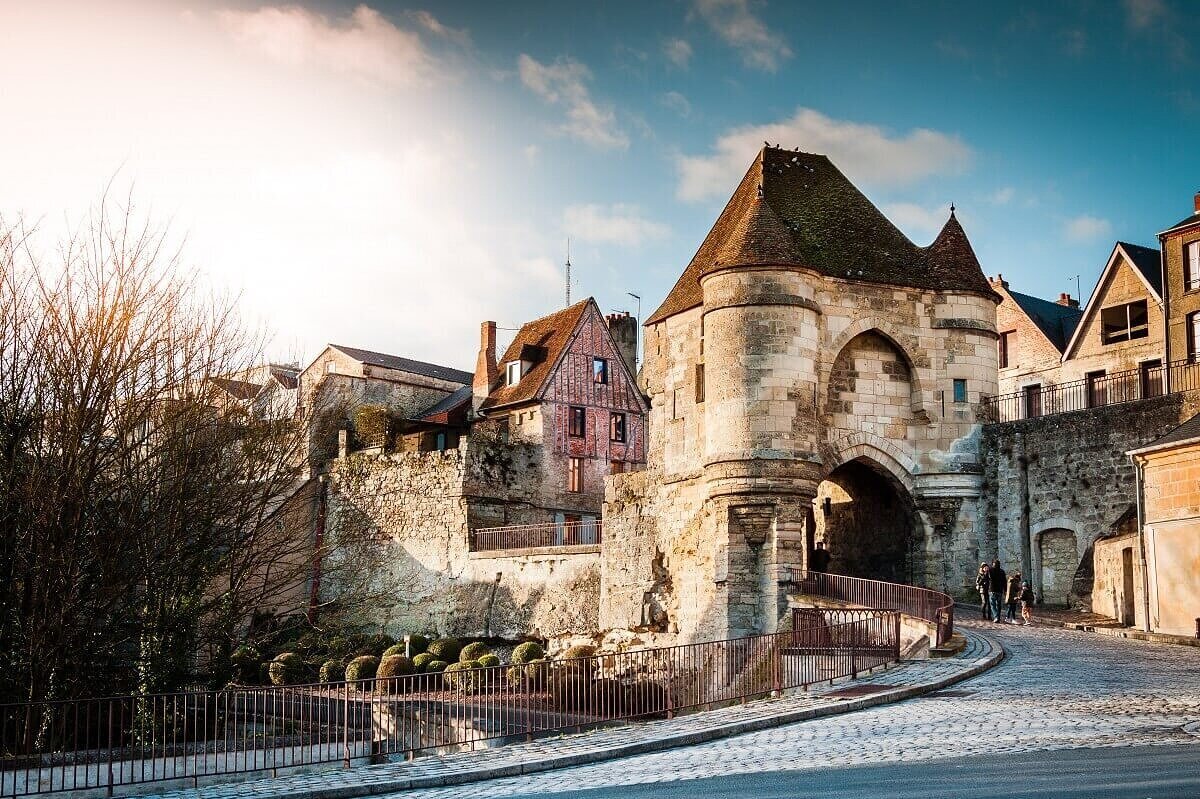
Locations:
882;202;953;241
1123;0;1166;29
676;107;973;202
691;0;791;72
1064;215;1112;243
518;54;629;150
661;90;692;117
664;37;693;68
522;144;539;163
990;186;1015;205
216;4;440;88
564;204;670;246
407;9;470;46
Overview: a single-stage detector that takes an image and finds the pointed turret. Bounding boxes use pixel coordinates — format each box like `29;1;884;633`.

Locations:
924;209;991;294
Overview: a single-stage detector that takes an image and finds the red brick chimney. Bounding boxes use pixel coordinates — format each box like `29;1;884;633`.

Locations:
989;273;1009;290
1057;292;1079;308
473;321;497;413
1194;191;1200;214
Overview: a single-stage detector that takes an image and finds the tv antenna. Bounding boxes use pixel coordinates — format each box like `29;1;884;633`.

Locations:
565;238;572;306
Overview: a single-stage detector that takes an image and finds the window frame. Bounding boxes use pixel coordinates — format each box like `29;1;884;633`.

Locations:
1189;312;1200;362
506;361;522;386
1099;300;1149;345
592;357;609;385
998;331;1014;369
1186;240;1200;292
952;378;967;404
567;456;584;493
695;363;706;403
1023;383;1042;419
610;411;626;443
568;405;586;437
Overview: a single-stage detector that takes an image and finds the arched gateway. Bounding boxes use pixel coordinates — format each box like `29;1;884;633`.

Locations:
601;146;997;643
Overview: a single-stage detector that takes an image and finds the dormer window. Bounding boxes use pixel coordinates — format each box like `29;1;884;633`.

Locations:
506;361;522;386
593;357;609;384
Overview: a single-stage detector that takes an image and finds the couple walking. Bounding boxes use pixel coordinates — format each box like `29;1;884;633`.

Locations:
975;559;1035;625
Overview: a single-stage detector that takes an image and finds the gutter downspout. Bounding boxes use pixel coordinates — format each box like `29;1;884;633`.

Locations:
1159;236;1171;393
1129;454;1152;633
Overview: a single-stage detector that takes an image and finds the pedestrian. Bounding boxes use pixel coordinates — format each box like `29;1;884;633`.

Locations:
1020;581;1036;626
810;541;830;574
989;559;1007;624
1005;571;1022;623
975;562;991;620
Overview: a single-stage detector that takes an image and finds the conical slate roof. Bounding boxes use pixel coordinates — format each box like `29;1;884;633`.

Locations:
646;146;995;325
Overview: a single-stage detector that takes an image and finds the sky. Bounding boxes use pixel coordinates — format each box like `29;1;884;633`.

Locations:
2;0;1199;370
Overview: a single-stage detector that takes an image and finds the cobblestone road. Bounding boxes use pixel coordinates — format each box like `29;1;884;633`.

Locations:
387;621;1200;798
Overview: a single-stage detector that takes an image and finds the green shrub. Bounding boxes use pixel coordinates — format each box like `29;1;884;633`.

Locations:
378;655;414;679
268;652;306;686
443;662;479;693
412;652;434;672
382;644;406;659
425;659;448;674
367;633;396;652
523;659;550;690
511;641;544;664
326;637;351;658
230;645;261;684
459;641;491;663
477;654;500;668
345;655;380;687
407;634;430;656
355;405;393;447
426;638;462;662
505;665;524;685
560;644;597;661
319;660;345;683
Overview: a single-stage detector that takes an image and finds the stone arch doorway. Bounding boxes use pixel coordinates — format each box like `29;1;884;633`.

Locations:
813;456;920;583
1038;528;1078;606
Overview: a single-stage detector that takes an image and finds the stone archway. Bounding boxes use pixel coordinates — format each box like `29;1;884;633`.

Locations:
814;456;920;583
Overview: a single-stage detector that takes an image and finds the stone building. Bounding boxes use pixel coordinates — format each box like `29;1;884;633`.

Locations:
1160;192;1200;368
602;146;999;644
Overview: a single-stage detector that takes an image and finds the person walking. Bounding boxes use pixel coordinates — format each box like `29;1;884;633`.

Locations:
975;563;991;620
1020;581;1036;625
989;559;1007;624
1005;571;1023;623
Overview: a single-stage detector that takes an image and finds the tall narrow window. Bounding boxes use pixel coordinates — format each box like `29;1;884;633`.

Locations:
998;331;1014;368
592;357;608;384
695;363;705;403
1086;370;1107;408
1140;359;1163;398
1186;241;1200;292
506;361;521;386
1189;312;1200;362
609;412;626;443
568;457;583;493
435;431;447;451
1100;300;1149;344
1023;383;1042;419
569;406;585;437
952;379;967;403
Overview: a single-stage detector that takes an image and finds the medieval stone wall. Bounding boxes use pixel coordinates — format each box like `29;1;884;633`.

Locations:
982;390;1200;608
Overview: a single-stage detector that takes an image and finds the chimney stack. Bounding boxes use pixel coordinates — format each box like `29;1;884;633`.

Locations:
989;273;1009;290
1194;191;1200;214
605;311;638;375
1057;292;1079;309
473;321;498;413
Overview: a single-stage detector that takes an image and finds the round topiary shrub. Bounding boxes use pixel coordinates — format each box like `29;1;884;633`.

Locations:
412;652;434;672
230;644;261;684
345;655;380;688
425;659;449;674
269;652;306;686
407;634;430;656
319;659;345;683
382;644;406;659
511;641;544;665
443;662;479;693
426;638;462;662
560;644;597;661
477;654;500;668
459;641;491;663
378;654;414;678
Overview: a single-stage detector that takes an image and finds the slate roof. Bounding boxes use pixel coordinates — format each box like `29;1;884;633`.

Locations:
646;146;994;325
329;345;472;385
1007;290;1083;353
1130;412;1200;454
1117;242;1163;297
415;385;472;424
210;377;262;402
479;299;592;411
1161;211;1200;235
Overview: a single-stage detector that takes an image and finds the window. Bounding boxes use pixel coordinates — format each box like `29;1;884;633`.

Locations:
695;363;705;403
569;406;585;437
1190;312;1200;362
568;457;583;492
325;360;336;374
506;361;522;386
610;412;626;443
593;357;608;384
435;431;447;451
1100;300;1149;344
998;331;1014;369
1086;370;1107;408
1023;383;1042;419
610;460;626;475
1186;241;1200;292
1140;359;1163;398
952;379;967;404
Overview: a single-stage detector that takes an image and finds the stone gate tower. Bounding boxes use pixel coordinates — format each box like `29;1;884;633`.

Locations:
600;147;998;643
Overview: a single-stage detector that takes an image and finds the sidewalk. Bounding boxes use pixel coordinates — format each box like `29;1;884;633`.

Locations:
1034;606;1200;649
142;630;1002;799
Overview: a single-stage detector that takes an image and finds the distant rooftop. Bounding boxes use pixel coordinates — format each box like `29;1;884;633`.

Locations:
329;344;472;385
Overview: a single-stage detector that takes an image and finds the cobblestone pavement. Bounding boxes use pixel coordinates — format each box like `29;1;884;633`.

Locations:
388;620;1200;799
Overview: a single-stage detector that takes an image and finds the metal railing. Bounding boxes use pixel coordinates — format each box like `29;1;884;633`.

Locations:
472;520;602;552
980;358;1200;424
784;569;954;647
0;609;898;796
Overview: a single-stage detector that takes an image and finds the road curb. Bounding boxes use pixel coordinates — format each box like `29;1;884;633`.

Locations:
176;631;1004;799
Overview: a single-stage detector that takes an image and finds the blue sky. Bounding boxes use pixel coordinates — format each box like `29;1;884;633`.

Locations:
3;0;1198;368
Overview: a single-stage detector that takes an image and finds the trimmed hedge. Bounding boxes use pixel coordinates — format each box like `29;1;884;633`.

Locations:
426;638;462;662
510;641;544;665
412;653;434;672
443;662;478;693
407;634;430;656
318;660;345;683
459;642;491;663
378;655;414;679
477;654;500;668
268;652;306;686
345;655;379;687
382;644;406;659
425;659;448;674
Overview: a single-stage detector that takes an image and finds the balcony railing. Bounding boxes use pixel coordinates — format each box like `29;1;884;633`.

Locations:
980;358;1200;424
783;569;955;646
472;520;602;552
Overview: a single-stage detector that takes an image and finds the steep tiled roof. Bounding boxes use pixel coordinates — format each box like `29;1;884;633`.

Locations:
479;299;591;411
646;147;995;324
210;377;262;401
415;385;471;424
1117;242;1163;297
329;345;472;385
1007;290;1083;353
1131;412;1200;454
